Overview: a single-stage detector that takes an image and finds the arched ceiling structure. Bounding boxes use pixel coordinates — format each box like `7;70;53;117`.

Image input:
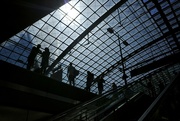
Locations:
0;0;180;93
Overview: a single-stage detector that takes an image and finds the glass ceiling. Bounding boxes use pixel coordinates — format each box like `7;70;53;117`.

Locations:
0;0;180;94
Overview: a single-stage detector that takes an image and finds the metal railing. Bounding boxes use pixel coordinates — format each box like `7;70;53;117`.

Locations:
138;73;180;121
47;79;152;121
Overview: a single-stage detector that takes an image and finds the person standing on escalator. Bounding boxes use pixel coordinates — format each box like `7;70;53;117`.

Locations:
112;82;118;99
97;73;105;95
86;71;94;92
112;82;117;92
41;47;50;74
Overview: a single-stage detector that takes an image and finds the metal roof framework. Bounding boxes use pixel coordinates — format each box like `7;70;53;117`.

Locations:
0;0;180;93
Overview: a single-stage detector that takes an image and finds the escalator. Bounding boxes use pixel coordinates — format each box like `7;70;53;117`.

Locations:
46;80;154;121
102;92;154;121
47;73;180;121
138;73;180;121
97;73;179;121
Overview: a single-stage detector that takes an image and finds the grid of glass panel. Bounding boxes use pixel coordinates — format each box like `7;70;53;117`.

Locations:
0;0;180;94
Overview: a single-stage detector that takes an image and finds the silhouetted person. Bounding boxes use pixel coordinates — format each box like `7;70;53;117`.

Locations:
98;73;105;95
112;82;118;99
86;71;94;92
27;44;41;70
67;63;76;86
112;82;117;92
147;80;155;97
51;65;62;82
41;47;50;74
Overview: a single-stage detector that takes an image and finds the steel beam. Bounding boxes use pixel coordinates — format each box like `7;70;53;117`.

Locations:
46;0;128;74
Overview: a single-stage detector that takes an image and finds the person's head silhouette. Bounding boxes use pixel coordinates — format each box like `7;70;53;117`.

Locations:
37;44;41;49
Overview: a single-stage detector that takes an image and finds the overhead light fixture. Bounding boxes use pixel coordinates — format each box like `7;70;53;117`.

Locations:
122;41;129;46
107;28;114;34
107;27;128;86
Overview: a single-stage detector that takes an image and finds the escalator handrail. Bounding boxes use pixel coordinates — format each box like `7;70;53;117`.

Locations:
138;73;180;121
90;92;143;121
47;85;124;121
47;79;144;121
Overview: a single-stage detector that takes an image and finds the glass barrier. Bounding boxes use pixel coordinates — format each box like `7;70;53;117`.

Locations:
47;79;153;121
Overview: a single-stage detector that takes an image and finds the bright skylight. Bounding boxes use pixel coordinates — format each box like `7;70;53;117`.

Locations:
0;0;180;94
